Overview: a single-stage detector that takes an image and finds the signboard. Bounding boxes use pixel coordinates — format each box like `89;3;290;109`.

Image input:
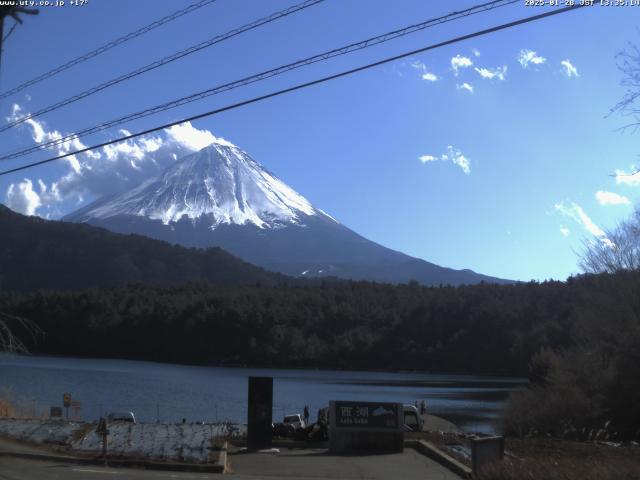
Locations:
50;406;63;418
329;400;404;453
331;401;402;431
63;393;71;408
70;400;82;420
247;376;273;450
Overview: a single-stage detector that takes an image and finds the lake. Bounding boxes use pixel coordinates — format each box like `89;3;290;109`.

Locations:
0;354;525;433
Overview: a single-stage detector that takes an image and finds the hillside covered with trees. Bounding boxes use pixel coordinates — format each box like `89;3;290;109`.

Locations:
0;271;628;375
0;204;287;291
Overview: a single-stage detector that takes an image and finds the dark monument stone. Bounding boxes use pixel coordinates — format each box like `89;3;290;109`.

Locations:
247;376;273;450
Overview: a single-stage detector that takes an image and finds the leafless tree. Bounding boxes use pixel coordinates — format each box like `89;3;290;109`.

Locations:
0;312;42;353
580;208;640;273
610;42;640;132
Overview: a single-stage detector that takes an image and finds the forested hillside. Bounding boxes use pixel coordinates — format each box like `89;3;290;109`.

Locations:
1;272;629;375
0;205;286;290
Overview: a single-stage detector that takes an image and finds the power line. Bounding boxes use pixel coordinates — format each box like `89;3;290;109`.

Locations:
2;0;519;161
0;3;589;178
0;0;326;133
0;0;218;101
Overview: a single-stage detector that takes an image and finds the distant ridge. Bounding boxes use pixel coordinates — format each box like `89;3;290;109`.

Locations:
0;204;286;292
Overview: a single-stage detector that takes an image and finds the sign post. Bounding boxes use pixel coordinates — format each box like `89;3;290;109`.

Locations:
96;417;109;463
62;393;71;421
329;400;404;453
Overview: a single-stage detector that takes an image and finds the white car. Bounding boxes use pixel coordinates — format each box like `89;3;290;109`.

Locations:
283;414;306;430
403;405;423;432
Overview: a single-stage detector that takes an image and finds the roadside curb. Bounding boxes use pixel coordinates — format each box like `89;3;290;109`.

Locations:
0;450;226;473
405;439;472;479
230;439;328;449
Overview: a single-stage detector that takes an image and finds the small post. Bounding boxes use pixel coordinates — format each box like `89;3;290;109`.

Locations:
97;417;109;464
102;430;107;459
63;393;71;421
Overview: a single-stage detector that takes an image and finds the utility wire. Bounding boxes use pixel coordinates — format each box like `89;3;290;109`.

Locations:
0;0;325;133
1;0;518;161
0;3;589;178
0;0;218;101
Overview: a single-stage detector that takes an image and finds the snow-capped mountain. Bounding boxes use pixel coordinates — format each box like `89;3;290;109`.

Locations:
66;140;510;286
71;139;332;229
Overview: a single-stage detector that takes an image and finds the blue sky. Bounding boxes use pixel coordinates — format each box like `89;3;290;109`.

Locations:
1;0;639;282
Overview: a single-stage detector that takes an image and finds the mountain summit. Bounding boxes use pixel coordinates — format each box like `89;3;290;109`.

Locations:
66;140;510;286
70;140;332;229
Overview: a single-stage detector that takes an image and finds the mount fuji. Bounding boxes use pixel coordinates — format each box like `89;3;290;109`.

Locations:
65;139;509;286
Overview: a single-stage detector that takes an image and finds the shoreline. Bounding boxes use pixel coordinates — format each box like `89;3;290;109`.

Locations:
0;352;528;382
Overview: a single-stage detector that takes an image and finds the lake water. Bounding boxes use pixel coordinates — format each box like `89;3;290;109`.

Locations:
0;354;525;433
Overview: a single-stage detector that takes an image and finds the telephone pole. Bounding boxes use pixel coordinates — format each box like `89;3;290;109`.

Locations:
0;6;39;76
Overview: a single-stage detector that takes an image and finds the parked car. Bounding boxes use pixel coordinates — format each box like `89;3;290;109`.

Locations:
283;413;306;430
107;411;136;423
403;405;423;432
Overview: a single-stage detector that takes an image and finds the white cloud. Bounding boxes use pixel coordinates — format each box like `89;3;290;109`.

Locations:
472;48;481;57
518;49;546;68
554;201;613;247
595;190;631;206
560;59;579;77
418;145;471;175
474;65;507;81
165;122;234;150
614;169;640;186
411;60;438;82
456;83;474;93
5;179;41;216
560;227;570;237
451;54;473;75
4;104;235;217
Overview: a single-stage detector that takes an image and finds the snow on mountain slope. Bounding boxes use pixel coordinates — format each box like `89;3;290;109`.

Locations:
72;139;330;229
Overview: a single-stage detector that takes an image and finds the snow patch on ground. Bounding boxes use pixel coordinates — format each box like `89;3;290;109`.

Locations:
0;419;241;463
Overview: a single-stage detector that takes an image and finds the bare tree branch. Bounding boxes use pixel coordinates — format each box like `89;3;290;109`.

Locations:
0;312;43;353
579;208;640;273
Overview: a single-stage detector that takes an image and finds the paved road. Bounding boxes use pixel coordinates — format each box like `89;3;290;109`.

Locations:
0;449;462;480
0;457;215;480
421;414;461;434
228;448;462;479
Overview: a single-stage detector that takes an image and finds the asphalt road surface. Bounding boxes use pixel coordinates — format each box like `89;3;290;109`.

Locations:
0;448;462;480
0;457;215;480
228;447;462;479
